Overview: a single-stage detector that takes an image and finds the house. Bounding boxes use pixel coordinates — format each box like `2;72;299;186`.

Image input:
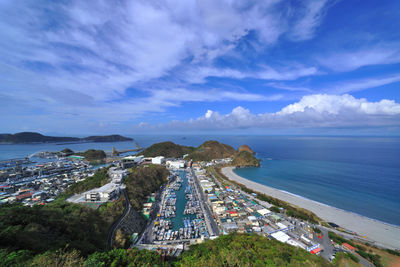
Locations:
342;243;355;251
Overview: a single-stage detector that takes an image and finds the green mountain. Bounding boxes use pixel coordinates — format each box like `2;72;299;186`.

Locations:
232;150;260;167
187;140;237;161
0;132;132;144
232;144;260;167
140;141;195;158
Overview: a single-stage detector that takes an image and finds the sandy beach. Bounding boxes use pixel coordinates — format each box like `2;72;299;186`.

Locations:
222;166;400;249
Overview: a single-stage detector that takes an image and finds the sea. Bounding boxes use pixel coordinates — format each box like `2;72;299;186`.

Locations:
1;135;399;226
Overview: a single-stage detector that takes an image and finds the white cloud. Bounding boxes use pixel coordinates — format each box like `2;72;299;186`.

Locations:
318;46;400;72
288;0;331;41
279;94;400;116
185;65;319;84
140;94;400;131
268;74;400;94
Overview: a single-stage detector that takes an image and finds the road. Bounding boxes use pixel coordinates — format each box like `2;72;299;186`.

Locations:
137;185;165;245
315;227;334;261
107;189;131;249
191;168;219;236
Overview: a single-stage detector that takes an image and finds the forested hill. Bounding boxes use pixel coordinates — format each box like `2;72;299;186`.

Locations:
139;141;195;158
0;132;132;143
187;140;237;161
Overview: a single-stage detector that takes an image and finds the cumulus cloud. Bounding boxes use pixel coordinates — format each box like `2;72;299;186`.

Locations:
141;94;400;131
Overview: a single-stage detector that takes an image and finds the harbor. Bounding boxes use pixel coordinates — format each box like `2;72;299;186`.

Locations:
150;170;209;243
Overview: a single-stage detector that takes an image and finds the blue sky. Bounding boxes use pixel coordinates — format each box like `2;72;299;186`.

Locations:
1;0;400;135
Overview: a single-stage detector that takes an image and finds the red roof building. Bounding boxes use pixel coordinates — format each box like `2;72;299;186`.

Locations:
342;243;355;251
310;247;321;254
16;192;33;200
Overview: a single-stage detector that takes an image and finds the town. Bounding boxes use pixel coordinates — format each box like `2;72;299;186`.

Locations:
0;150;374;264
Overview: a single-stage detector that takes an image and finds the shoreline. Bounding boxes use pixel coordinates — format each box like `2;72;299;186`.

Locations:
221;166;400;249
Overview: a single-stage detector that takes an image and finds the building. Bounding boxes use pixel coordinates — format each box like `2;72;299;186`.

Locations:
152;156;165;165
108;167;129;183
342;243;355;251
270;231;290;243
84;183;119;202
167;160;186;169
120;155;143;168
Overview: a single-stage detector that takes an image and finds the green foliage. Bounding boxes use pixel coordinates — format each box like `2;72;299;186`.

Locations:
61;148;74;155
386;248;400;256
140;141;194;158
231;150;260;167
312;227;321;234
328;231;354;246
0;249;32;267
76;149;106;162
0;202;109;256
30;248;85;267
83;135;132;142
84;248;162;267
175;233;331;267
125;165;169;210
187;141;236;162
346;252;360;263
61;168;110;198
0;132;80;143
356;250;382;267
270;206;280;213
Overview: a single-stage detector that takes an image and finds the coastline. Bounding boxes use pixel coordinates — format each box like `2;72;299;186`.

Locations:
221;166;400;249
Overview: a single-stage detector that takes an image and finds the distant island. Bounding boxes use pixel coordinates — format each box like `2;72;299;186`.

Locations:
0;132;133;144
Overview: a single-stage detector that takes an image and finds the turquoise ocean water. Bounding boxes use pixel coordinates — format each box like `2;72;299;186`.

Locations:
1;135;399;226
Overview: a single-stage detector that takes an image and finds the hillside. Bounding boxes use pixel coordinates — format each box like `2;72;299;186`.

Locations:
177;233;331;267
238;144;254;154
140;141;195;158
125;164;169;210
0;132;79;143
0;132;132;144
187;140;236;161
76;149;106;163
83;135;132;142
0;233;332;266
232;150;260;167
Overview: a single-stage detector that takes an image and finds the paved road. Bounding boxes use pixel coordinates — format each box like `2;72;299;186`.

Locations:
107;189;130;249
316;227;334;261
191;168;219;236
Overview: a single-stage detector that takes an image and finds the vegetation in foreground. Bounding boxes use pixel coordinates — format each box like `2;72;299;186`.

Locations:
0;233;333;266
176;233;331;267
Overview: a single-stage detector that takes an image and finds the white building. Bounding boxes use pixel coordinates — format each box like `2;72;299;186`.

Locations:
123;155;144;163
108;167;130;183
167;160;186;169
85;183;120;202
151;156;165;165
270;231;290;243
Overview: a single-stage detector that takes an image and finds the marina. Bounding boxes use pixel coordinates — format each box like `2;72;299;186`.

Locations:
151;170;209;243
